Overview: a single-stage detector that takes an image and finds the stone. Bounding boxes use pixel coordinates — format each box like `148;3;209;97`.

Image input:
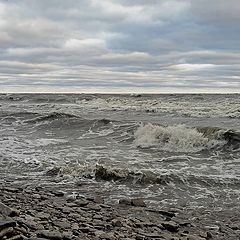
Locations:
141;232;163;238
79;227;96;233
35;212;51;220
2;187;20;193
0;202;19;217
206;231;213;239
7;235;23;240
119;199;132;206
94;196;104;204
131;198;146;207
51;191;64;197
75;199;89;207
229;224;239;230
112;218;123;227
54;220;71;229
0;220;16;230
71;223;79;231
45;167;61;176
95;230;116;239
0;227;14;238
37;230;62;239
147;209;175;218
161;221;179;232
185;234;206;240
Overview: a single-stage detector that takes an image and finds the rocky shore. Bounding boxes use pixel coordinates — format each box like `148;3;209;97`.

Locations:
0;184;239;240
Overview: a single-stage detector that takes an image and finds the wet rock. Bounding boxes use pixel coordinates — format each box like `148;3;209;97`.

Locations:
161;221;179;232
0;220;16;230
0;227;14;238
0;202;19;217
229;223;239;230
95;165;127;181
51;190;64;197
140;232;163;238
131;198;146;207
206;231;213;239
119;199;132;206
185;234;206;240
112;218;123;227
94;195;104;204
75;199;89;207
79;227;96;233
147;208;175;218
37;230;62;239
2;187;20;193
45;167;61;176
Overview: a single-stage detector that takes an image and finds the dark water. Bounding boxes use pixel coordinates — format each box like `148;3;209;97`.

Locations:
0;93;240;214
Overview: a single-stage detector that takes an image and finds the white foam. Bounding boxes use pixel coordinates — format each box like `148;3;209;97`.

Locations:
134;123;222;152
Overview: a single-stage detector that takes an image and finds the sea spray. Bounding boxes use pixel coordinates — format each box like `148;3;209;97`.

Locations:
134;123;224;152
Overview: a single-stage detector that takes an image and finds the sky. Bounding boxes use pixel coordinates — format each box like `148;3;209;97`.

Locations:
0;0;239;93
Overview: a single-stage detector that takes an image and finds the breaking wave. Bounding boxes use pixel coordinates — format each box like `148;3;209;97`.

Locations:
94;165;240;187
133;123;239;152
25;112;80;123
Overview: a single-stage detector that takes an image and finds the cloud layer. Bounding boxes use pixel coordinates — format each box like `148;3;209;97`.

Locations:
0;0;239;93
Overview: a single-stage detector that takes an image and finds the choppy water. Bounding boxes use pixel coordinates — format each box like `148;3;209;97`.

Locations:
0;93;240;212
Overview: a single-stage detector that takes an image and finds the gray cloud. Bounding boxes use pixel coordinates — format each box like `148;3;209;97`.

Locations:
0;0;239;93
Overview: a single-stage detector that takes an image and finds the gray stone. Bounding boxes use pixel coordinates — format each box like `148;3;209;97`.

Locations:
75;199;89;207
119;199;132;205
54;220;71;229
112;218;123;227
131;198;146;207
0;202;19;217
37;230;62;239
35;212;51;220
0;220;16;230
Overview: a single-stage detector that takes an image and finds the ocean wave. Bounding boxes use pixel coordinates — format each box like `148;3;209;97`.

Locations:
25;112;80;123
133;123;239;152
94;165;240;187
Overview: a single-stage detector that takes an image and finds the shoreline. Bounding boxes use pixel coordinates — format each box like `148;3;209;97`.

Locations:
1;184;239;240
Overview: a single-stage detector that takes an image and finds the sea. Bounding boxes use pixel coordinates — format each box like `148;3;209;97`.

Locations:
0;93;240;217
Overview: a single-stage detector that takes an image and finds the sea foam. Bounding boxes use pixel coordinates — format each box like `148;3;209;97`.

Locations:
134;123;223;152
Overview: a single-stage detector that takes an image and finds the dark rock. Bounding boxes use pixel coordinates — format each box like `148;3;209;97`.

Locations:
95;165;126;181
206;231;213;239
161;221;179;232
79;227;96;233
2;187;20;193
51;190;64;197
0;227;14;238
146;208;175;218
112;218;123;227
45;167;61;176
119;199;132;206
0;220;16;230
229;224;239;230
7;235;24;240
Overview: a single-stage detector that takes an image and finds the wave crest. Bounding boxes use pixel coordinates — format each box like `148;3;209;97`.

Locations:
134;123;225;152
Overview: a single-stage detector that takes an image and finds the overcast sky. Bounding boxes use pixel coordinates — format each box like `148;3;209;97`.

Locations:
0;0;239;93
